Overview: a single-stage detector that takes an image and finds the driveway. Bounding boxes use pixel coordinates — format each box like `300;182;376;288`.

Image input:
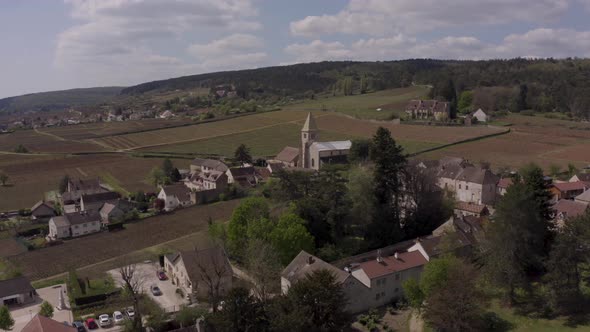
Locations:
108;262;188;313
11;284;73;332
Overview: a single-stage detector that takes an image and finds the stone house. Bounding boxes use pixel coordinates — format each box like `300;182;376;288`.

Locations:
48;211;101;240
404;100;450;121
226;167;259;187
80;191;120;211
497;177;513;196
0;276;36;306
433;158;498;205
99;199;133;224
164;247;233;302
190;158;228;175
185;171;228;192
454;201;489;217
273;147;300;167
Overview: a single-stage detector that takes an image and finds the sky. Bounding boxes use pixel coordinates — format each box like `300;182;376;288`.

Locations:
2;0;590;98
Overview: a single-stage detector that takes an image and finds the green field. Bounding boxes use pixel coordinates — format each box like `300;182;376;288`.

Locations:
283;86;430;120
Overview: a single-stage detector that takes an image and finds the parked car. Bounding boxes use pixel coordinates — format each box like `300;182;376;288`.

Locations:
85;318;98;330
113;311;125;325
98;314;111;328
125;307;135;319
72;321;86;332
150;285;162;296
157;271;167;280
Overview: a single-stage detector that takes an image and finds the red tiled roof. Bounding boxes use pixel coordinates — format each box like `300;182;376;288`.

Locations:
554;181;588;193
359;250;427;279
22;314;77;332
455;201;488;214
276;146;299;163
554;199;588;219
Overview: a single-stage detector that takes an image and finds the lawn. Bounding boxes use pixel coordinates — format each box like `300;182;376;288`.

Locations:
489;302;590;332
283;86;430;120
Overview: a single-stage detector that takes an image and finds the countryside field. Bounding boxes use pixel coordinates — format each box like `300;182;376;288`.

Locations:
422;114;590;170
7;200;240;280
283;85;430;120
0;153;190;211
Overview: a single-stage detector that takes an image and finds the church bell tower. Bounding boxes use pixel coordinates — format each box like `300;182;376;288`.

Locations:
301;112;318;168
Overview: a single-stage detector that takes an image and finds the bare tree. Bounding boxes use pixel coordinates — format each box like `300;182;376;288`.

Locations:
246;240;281;304
119;264;144;331
194;248;231;312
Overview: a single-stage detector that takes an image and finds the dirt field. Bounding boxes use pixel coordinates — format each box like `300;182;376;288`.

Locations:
7;200;241;280
0;153;190;211
0;130;106;153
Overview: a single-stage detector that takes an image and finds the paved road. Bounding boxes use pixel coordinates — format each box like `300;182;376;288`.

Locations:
11;285;72;332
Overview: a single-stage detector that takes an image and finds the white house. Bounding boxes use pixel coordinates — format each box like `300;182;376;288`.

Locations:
158;184;194;211
472;108;488;122
48;211;101;240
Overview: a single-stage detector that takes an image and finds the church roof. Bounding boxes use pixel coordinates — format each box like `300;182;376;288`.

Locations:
302;112;318;131
311;141;352;151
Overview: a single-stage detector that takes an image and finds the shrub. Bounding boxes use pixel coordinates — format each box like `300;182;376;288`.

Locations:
175;288;184;299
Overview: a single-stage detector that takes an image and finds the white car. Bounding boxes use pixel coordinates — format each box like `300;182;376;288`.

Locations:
98;314;111;328
113;311;125;325
125;307;135;319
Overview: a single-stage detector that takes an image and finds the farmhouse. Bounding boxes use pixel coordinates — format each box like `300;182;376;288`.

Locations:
80;191;120;211
551;181;588;200
0;276;36;306
30;201;56;221
226;166;259;187
404;100;450;121
62;178;109;206
497;177;513;196
185;171;227;192
158;184;194;211
99;200;133;224
553;199;589;227
164;247;233;302
283;246;428;313
190;158;228;174
273;147;300;167
430;158;498;205
48;211;101;240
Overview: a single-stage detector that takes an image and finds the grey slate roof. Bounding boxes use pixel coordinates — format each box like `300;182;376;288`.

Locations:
64;211;101;225
51;216;70;228
191;158;228;172
0;276;34;298
282;250;349;284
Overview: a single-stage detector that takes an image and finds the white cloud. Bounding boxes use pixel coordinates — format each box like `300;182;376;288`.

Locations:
187;34;267;69
55;0;262;86
284;28;590;63
290;0;569;37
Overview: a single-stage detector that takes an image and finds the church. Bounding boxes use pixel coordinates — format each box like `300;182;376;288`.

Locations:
272;113;351;170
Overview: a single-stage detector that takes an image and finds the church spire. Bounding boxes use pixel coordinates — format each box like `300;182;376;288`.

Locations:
302;112;318;132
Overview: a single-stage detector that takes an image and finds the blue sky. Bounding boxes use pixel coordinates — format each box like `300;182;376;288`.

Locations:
2;0;590;98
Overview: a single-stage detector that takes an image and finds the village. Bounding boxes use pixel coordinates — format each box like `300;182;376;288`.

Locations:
1;109;589;332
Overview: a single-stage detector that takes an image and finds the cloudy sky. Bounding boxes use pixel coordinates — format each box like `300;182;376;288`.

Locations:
2;0;590;98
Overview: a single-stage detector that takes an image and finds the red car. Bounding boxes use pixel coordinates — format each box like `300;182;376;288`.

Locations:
157;271;167;280
85;318;98;330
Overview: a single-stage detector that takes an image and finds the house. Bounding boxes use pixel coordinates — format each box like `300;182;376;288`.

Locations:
99;199;133;224
575;189;590;205
190;158;228;174
551;181;588;200
283;248;428;314
454;201;489;217
266;161;285;173
185;171;228;192
433;158;498;205
472;108;488;122
404;100;450;121
30;201;56;221
22;314;78;332
553;199;589;228
48;211;102;240
273;147;300;167
80;191;120;211
432;215;487;250
226;167;259;187
159;110;175;119
158;185;194;211
0;276;36;305
62;178;109;206
164;247;232;302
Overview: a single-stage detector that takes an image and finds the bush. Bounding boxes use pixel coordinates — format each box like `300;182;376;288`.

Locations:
175;288;184;299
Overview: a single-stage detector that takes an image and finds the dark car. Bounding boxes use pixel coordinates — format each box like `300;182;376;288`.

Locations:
157;271;167;280
84;318;98;330
150;285;162;296
72;321;86;332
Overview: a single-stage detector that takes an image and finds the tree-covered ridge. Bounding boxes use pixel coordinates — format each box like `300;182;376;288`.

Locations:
0;87;123;113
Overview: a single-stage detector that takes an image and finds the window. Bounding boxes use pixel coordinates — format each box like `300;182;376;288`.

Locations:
459;184;462;189
466;185;469;190
375;293;380;300
311;158;315;167
395;273;400;281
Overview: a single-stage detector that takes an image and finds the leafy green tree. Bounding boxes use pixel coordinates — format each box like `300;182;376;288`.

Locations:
457;90;474;114
0;306;14;332
367;127;407;247
271;213;315;265
162;158;180;182
234;144;253;165
347;166;375;228
58;175;70;193
207;287;267;332
14;144;28;153
0;173;7;186
246;217;275;242
246;240;282;303
520;163;553;227
176;305;206;328
348;139;372;164
227;197;270;259
360;75;368;94
567;163;578;177
514;84;529;111
402;278;424;310
284;270;351;331
483;182;546;303
39;301;54;318
148;167;169;187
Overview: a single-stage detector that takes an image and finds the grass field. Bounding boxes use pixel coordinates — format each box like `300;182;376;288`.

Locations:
283;86;430;120
0;153;189;211
422;114;590;171
7;200;240;280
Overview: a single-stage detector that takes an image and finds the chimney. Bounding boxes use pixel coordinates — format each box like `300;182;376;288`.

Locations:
394;252;399;260
376;249;383;263
307;256;315;265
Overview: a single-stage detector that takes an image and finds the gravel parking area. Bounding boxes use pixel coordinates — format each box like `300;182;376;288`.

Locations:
109;262;188;313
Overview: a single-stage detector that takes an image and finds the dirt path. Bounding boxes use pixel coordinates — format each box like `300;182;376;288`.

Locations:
120;114;332;152
34;127;66;141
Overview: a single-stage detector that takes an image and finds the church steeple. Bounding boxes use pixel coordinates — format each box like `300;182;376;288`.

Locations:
301;112;318;168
